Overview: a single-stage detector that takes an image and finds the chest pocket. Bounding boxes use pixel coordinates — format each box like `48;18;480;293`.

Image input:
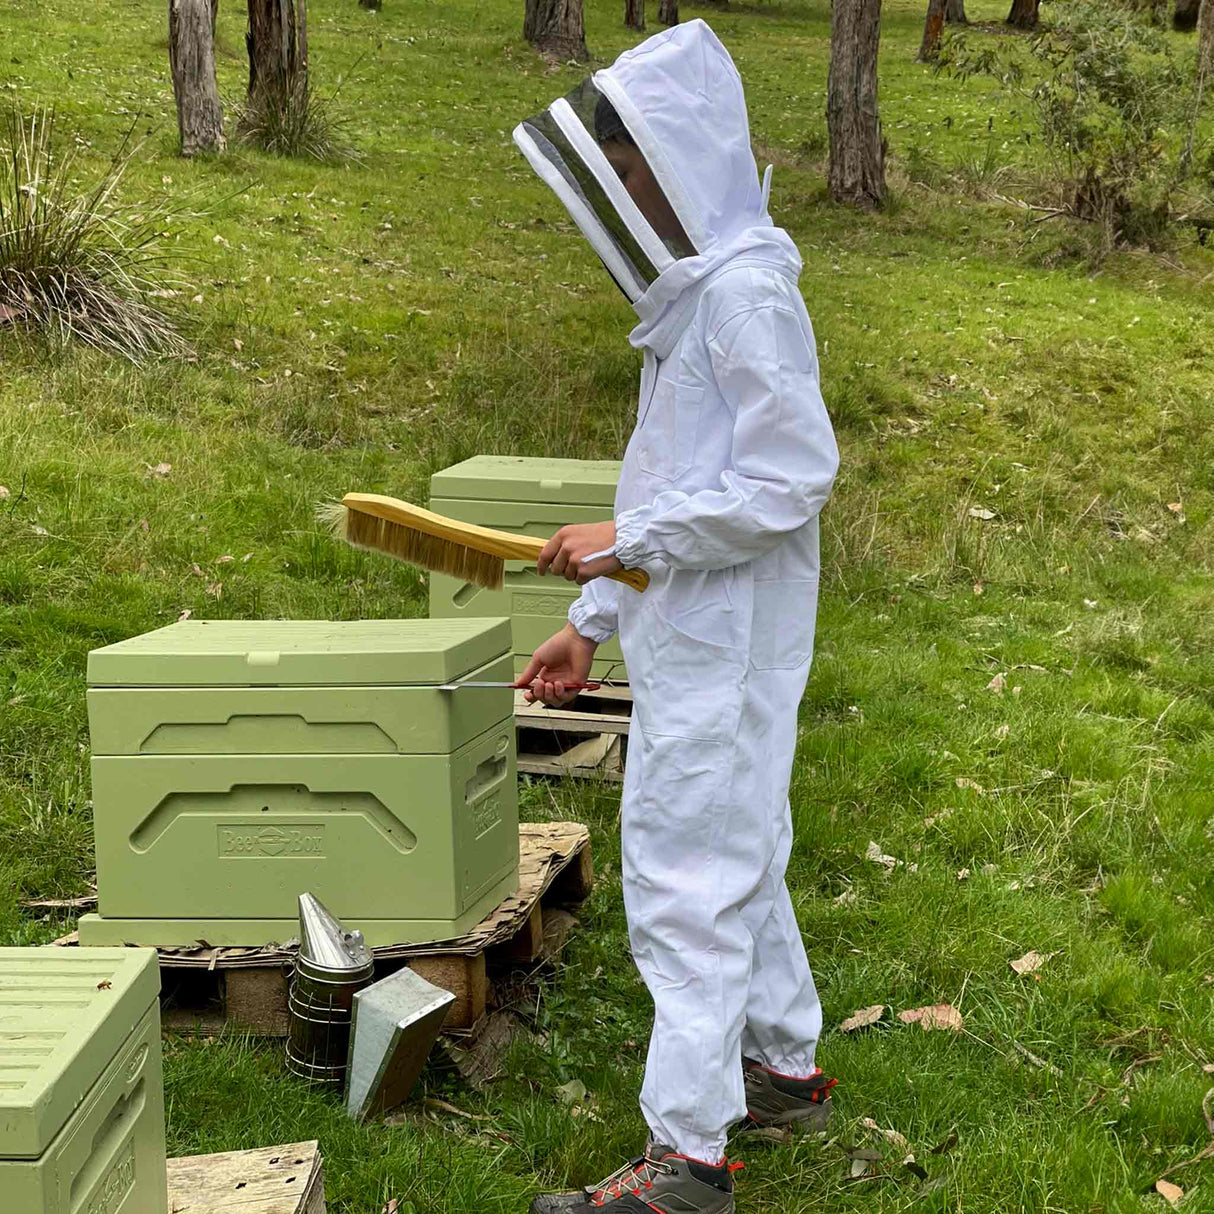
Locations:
636;381;704;483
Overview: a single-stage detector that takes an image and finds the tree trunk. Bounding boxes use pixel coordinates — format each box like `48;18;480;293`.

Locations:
1005;0;1039;29
625;0;645;30
827;0;886;209
919;0;947;60
245;0;306;107
659;0;678;25
169;0;226;155
524;0;588;60
945;0;967;22
1175;0;1202;32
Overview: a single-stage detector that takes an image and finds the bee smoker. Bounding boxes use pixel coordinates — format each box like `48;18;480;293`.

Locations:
285;893;375;1088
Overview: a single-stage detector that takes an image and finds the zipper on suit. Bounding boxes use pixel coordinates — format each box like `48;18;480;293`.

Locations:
638;349;662;427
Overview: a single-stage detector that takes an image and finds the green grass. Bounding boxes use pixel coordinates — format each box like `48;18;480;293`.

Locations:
3;0;1214;1210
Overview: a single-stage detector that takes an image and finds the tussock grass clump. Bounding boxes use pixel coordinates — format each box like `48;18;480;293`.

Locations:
234;80;359;164
0;107;189;362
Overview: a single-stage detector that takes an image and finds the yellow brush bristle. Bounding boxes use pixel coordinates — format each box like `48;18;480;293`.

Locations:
319;501;506;591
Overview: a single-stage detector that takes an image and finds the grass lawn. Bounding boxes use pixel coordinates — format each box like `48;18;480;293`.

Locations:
2;0;1213;1210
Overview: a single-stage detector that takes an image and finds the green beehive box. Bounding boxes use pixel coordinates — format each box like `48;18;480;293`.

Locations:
0;947;167;1214
80;620;519;949
429;456;627;682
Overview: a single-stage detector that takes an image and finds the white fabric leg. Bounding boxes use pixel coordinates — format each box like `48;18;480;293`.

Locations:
621;720;755;1162
739;826;821;1077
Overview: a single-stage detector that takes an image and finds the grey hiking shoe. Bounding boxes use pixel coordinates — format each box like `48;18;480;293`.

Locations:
742;1059;836;1133
530;1141;738;1213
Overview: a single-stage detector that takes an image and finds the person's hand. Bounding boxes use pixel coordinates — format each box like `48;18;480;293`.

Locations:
538;521;623;584
515;624;598;707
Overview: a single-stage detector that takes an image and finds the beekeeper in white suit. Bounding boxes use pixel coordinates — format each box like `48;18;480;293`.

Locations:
513;20;840;1213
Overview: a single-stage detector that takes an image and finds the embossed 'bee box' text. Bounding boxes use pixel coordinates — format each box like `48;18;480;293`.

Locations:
0;947;167;1214
428;457;627;682
80;620;518;949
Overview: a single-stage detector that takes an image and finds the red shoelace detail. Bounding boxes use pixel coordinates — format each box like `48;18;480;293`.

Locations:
591;1159;665;1206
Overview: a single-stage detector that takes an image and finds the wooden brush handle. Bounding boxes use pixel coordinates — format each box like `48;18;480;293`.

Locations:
343;494;650;593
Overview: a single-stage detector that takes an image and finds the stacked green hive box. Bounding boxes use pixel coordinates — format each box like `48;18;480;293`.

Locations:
429;456;627;682
0;947;167;1214
79;619;518;949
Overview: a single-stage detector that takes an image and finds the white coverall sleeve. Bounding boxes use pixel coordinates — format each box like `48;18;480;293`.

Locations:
568;576;619;643
613;305;839;572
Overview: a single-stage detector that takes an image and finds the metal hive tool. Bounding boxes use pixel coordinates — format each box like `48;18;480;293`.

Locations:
285;893;375;1089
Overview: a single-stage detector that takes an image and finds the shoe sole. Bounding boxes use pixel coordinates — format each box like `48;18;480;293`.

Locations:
746;1095;833;1135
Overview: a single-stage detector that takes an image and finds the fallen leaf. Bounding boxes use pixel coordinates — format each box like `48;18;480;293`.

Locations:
234;338;244;351
1084;599;1098;609
973;581;984;596
0;485;9;498
242;553;253;562
865;841;899;870
1155;1179;1184;1206
981;863;999;876
986;673;1007;694
191;563;204;578
994;723;1010;740
30;524;48;536
956;777;985;794
1204;1086;1214;1135
957;868;970;882
930;1131;959;1154
1012;686;1022;697
1166;502;1186;524
206;582;223;599
840;1005;886;1033
898;1004;963;1032
1010;951;1052;976
140;518;149;533
861;1117;909;1152
555;1079;587;1105
1203;1064;1214;1075
924;808;954;829
834;888;857;906
177;609;192;622
146;462;172;478
382;1200;401;1214
969;507;997;521
192;293;204;304
844;1146;884;1180
216;554;234;563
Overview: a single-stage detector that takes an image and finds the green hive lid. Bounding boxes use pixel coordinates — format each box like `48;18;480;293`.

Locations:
87;619;512;688
0;947;160;1158
430;456;620;507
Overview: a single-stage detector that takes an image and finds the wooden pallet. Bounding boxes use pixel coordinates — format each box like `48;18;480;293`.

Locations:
515;685;632;782
157;822;593;1038
168;1141;323;1213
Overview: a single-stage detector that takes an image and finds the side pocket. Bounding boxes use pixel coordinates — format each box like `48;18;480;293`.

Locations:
750;579;819;671
637;382;704;482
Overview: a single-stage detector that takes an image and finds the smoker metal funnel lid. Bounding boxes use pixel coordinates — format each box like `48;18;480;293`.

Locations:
298;893;374;976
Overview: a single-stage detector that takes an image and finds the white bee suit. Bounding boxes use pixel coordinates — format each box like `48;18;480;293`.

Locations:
514;20;839;1161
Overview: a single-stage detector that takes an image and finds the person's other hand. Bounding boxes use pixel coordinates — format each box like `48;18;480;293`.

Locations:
515;624;598;707
537;522;623;584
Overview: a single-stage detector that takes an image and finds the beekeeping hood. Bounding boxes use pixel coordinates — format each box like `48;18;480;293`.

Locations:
512;19;801;359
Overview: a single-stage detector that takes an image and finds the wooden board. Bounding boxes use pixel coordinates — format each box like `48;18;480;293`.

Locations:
515;687;631;781
167;1141;323;1213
